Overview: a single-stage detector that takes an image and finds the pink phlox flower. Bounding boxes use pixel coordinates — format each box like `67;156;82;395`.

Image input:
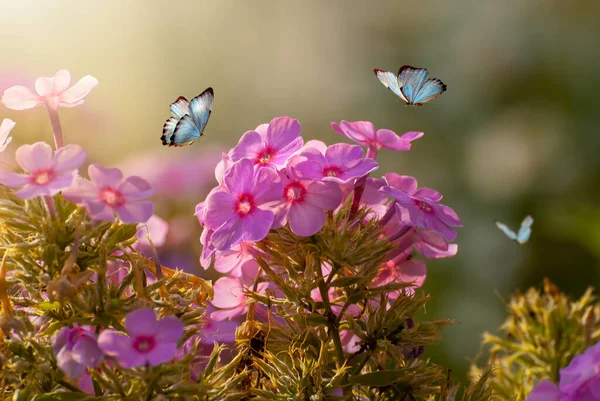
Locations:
372;258;427;298
135;214;169;248
271;161;342;236
53;325;104;380
230;116;303;168
0;118;15;153
106;260;130;289
360;177;388;219
528;341;600;401
210;263;268;321
413;230;458;259
210;241;260;277
215;151;233;185
203;158;283;251
0;142;85;200
340;329;362;353
380;183;461;242
300;139;328;154
63;164;154;224
2;69;98;110
331;120;423;153
288;143;379;185
97;309;183;369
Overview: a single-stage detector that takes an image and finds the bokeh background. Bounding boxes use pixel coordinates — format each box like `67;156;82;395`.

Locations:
1;0;599;383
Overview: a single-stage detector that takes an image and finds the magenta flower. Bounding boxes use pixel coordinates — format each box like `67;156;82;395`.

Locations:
528;341;600;401
97;309;183;369
210;264;268;321
230;116;303;168
53;325;104;380
0;142;85;200
381;185;462;242
206;241;260;277
63;164;154;224
272;158;343;236
0;118;15;153
203;158;283;251
288;143;379;184
135;214;169;248
331;120;423;155
2;69;98;110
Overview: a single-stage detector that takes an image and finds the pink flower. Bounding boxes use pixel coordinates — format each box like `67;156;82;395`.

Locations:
288;143;379;184
210;264;268;321
2;69;98;110
272;157;343;236
0;118;15;153
53;325;104;380
205;241;259;277
231;116;303;168
63;164;154;224
0;142;85;199
372;258;427;296
381;185;462;242
203;158;283;251
97;309;183;369
528;341;600;401
331;120;423;154
135;214;169;248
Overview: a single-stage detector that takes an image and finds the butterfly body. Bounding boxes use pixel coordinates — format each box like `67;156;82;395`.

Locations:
495;215;533;244
161;87;214;147
374;66;446;106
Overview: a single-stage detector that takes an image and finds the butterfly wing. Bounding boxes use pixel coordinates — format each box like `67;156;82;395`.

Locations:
374;69;408;103
188;87;214;136
412;78;446;105
161;117;179;145
516;215;534;244
397;66;430;105
170;114;200;147
170;96;190;119
495;221;517;241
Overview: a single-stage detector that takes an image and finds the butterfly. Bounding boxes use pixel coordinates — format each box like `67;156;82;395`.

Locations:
495;215;534;244
374;66;446;106
161;87;214;147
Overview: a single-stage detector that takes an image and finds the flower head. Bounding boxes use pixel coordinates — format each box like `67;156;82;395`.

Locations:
2;69;98;110
97;309;183;369
288;143;379;184
231;116;303;168
0;142;85;199
331;120;423;153
203;158;282;251
63;164;154;224
0;118;15;153
528;341;600;401
53;325;104;380
210;264;268;321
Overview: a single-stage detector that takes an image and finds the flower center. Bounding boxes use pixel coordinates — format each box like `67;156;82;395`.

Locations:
99;187;126;207
31;169;56;186
284;182;306;203
323;166;343;177
236;193;256;216
256;147;275;165
414;199;433;213
132;335;156;353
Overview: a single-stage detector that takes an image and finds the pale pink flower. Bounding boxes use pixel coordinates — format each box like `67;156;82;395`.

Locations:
331;120;423;155
63;164;154;224
0;142;85;199
2;69;98;110
210;264;267;321
0;118;15;153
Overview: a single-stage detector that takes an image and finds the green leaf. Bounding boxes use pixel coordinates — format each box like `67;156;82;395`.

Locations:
350;369;407;387
36;301;61;311
330;275;368;287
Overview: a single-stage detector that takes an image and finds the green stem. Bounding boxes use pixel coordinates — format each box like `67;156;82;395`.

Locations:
57;380;83;393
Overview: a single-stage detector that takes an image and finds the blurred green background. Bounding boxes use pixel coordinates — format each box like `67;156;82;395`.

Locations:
1;0;599;383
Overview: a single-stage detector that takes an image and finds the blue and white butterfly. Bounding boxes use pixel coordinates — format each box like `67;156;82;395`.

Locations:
374;66;446;106
495;215;534;244
161;87;214;147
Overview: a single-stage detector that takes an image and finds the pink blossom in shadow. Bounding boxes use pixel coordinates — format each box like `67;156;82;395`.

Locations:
0;142;85;199
63;164;154;224
2;69;98;110
0;119;15;153
207;241;260;278
331;120;422;154
203;158;282;251
231;116;303;169
97;309;183;369
53;325;104;380
210;264;268;321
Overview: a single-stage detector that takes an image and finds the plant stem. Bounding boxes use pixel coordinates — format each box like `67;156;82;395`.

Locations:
43;195;56;218
46;107;64;149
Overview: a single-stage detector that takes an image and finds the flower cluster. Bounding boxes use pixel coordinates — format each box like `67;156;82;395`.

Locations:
196;116;462;324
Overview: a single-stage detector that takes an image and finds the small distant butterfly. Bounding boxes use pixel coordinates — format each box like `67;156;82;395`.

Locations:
161;87;214;147
495;215;534;244
374;66;446;106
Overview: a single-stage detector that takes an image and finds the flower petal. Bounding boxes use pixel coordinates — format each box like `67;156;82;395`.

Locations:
289;202;326;236
62;177;98;204
51;70;72;94
118;176;153;200
156;316;184;344
125;309;160;337
15;142;53;172
71;336;104;368
204;190;237;229
53;144;86;173
0;170;29;188
383;174;418;195
527;380;562;401
265;116;301;151
59;75;98;106
230;131;263;163
115;201;154;223
0;119;16;147
145;342;179;366
56;348;86;379
211;276;246;308
97;330;144;369
210;215;245;250
241;208;273;242
224;158;254;195
88;164;123;188
2;85;44;110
